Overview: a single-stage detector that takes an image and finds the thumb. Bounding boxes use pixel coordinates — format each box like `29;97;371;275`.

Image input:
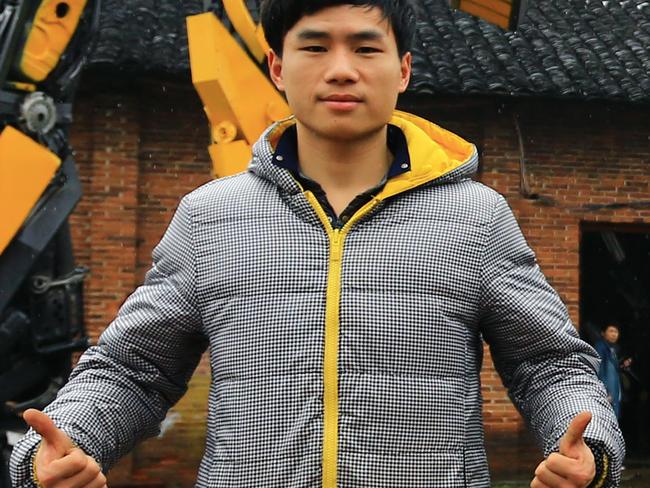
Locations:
559;411;592;456
23;409;75;456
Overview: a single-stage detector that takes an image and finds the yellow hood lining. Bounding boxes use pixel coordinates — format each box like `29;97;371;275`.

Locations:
265;111;476;199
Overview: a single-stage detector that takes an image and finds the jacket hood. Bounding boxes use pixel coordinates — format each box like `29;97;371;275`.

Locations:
248;110;478;199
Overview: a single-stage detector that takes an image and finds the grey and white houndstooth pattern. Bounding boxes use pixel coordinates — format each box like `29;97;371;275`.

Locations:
11;115;624;487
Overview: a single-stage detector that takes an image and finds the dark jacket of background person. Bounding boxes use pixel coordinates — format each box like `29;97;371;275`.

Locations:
595;338;622;419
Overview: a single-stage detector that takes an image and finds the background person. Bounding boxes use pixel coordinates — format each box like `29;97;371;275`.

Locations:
595;323;628;419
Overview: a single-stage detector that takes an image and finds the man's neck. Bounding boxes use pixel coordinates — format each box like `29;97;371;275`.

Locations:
295;123;392;215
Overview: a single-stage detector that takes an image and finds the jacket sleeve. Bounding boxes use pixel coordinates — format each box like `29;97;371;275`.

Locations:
478;195;624;487
10;195;208;487
594;340;608;384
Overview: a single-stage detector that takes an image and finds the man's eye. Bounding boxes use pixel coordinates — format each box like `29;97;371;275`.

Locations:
301;46;327;53
357;47;381;54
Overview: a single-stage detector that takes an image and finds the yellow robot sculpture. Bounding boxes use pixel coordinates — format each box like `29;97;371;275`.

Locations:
0;3;286;480
1;0;100;481
187;0;290;178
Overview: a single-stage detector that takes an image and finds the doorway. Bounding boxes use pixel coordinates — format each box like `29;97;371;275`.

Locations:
580;223;650;461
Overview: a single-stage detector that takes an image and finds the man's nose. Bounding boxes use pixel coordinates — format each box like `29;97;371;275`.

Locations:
324;50;359;83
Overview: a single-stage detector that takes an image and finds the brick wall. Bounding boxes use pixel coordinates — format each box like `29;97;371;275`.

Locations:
403;95;650;478
67;79;213;487
65;79;650;485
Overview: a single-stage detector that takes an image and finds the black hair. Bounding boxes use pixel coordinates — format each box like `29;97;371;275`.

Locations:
601;323;620;332
260;0;416;57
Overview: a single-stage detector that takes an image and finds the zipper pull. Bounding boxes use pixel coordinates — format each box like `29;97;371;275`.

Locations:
330;229;342;262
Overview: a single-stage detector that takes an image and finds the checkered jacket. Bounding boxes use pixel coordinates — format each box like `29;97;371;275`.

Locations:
11;112;624;487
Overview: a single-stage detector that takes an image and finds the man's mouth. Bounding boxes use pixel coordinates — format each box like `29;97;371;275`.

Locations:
320;94;362;111
322;94;362;102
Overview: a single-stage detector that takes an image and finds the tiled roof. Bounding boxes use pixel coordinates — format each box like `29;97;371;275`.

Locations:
88;0;650;103
88;0;203;74
411;0;650;102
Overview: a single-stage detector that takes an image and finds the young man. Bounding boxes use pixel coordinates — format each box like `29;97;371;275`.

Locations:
595;323;631;420
12;1;624;487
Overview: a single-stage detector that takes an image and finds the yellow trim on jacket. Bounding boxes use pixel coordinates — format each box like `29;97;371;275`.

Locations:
267;110;476;488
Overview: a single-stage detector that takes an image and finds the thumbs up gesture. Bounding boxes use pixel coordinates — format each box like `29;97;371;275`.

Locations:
23;409;107;488
530;411;596;488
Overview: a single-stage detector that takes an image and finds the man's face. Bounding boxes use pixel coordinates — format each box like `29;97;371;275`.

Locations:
602;326;619;344
268;5;411;141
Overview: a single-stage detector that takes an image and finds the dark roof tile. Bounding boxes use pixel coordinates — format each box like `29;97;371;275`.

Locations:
88;0;650;103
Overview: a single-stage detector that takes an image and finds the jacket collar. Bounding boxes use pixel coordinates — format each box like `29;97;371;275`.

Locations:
248;110;478;199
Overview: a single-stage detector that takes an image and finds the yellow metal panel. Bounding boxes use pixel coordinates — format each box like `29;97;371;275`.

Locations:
207;140;251;178
463;0;512;17
222;0;269;63
0;126;61;254
460;0;510;28
186;13;290;174
6;81;37;92
19;0;89;82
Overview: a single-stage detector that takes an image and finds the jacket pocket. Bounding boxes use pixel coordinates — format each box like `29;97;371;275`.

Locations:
340;450;466;487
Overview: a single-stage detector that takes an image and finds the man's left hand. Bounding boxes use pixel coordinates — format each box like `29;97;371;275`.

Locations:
530;411;596;488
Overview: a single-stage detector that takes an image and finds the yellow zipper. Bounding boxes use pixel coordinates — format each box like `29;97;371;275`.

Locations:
323;227;342;488
304;192;379;488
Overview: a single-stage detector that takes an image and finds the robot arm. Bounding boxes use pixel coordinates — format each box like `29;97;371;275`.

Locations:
1;0;99;266
3;2;282;483
0;0;99;420
187;0;290;178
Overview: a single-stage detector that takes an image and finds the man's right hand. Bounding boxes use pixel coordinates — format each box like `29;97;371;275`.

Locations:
23;409;107;488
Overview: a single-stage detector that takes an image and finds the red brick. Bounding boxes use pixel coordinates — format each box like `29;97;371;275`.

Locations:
65;86;650;486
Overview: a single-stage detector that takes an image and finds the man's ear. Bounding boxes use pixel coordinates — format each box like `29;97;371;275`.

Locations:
398;51;412;93
268;49;285;92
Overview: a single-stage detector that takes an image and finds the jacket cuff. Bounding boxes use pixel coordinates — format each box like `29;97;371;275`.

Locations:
586;440;608;488
9;435;41;488
30;444;43;488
